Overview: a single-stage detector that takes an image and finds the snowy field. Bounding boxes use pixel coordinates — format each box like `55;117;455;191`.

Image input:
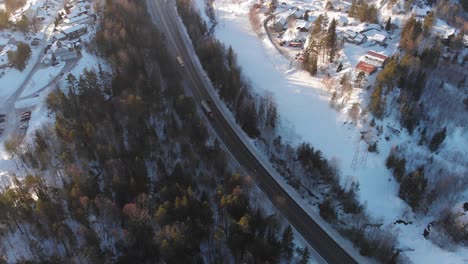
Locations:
207;0;468;262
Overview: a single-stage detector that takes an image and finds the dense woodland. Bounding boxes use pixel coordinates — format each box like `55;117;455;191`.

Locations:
0;0;311;263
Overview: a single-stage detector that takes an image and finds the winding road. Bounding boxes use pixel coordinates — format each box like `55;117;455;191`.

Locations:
147;0;358;263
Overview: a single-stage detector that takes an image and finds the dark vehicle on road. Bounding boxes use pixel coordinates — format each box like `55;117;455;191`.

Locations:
0;114;5;118
201;100;213;118
0;117;5;123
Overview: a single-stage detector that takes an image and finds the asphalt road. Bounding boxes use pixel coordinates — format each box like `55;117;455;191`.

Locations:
148;1;358;263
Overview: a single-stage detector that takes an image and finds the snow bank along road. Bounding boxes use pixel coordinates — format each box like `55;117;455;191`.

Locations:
148;0;356;263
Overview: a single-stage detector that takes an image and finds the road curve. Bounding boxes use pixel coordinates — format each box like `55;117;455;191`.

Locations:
147;1;358;263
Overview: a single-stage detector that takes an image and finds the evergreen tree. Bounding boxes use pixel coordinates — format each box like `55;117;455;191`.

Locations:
326;18;337;62
369;86;385;118
297;246;311;264
385;17;392;31
281;225;295;262
429;127;447;152
399;167;427;209
423;12;434;35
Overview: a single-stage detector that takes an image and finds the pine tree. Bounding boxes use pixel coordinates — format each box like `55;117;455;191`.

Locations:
281;225;295;262
297;246;311;264
348;0;357;17
385;17;392;31
326;18;337;62
399;167;427;209
369;86;385;118
423;11;435;35
429;127;447;152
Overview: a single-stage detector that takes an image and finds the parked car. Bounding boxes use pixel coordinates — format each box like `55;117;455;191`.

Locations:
0;127;3;134
20;116;30;122
19;124;28;129
0;117;5;123
0;113;5;118
21;111;31;117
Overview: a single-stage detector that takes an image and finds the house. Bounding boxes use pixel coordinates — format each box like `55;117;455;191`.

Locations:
344;29;357;40
432;18;457;41
53;33;67;41
54;46;77;61
337;16;349;27
291;8;305;20
355;61;376;75
66;6;88;19
370;33;387;45
63;14;89;25
61;24;87;40
365;50;388;66
353;33;367;45
274;16;288;32
412;6;429;18
296;20;310;32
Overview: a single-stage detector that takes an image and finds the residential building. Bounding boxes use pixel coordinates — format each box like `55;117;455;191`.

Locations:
61;24;87;40
355;61;376;75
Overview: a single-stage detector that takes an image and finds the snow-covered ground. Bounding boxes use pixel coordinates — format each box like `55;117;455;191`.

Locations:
208;0;468;262
19;62;65;97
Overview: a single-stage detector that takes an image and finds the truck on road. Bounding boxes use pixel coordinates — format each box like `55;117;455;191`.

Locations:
177;56;185;67
201;100;213;118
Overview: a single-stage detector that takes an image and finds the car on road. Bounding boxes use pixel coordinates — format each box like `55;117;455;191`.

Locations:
21;111;31;117
0;127;3;134
19;124;28;129
34;92;40;97
0;114;5;118
21;116;30;122
0;117;5;123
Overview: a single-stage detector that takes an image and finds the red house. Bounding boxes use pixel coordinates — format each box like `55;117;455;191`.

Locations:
355;61;376;75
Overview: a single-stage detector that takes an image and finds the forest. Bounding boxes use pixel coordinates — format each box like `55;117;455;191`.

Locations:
0;0;310;263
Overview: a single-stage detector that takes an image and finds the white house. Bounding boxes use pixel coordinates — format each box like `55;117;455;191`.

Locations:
337;16;349;27
63;14;89;25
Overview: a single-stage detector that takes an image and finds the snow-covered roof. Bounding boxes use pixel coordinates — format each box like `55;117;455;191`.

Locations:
63;14;88;24
275;16;287;26
62;24;87;35
354;34;365;42
296;20;310;29
292;8;304;18
432;18;457;39
371;34;386;43
366;50;388;61
412;6;430;17
337;16;349;24
344;29;357;38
